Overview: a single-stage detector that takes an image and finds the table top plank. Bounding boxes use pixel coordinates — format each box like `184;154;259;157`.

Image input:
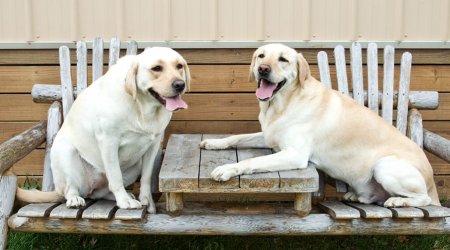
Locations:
238;148;280;190
159;134;202;192
199;135;239;190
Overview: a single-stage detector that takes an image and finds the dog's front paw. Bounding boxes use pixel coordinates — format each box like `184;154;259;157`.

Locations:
343;192;358;202
116;197;142;209
200;139;230;150
66;196;86;208
139;194;156;214
210;164;243;181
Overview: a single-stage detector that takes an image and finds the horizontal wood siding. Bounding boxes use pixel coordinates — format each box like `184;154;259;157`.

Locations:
1;48;449;200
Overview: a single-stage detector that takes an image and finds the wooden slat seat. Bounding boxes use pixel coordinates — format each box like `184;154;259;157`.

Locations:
159;134;319;216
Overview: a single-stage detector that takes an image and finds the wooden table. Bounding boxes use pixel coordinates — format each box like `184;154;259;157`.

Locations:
159;134;319;216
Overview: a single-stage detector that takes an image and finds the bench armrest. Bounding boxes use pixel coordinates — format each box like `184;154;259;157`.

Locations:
0;121;46;175
423;129;450;163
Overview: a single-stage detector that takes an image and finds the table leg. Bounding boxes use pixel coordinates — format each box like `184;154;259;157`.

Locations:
294;193;311;217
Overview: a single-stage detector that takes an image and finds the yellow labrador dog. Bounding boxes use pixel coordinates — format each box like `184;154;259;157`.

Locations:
200;43;440;207
17;47;190;213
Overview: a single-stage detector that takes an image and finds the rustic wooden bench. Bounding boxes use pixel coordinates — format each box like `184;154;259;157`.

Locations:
1;39;450;249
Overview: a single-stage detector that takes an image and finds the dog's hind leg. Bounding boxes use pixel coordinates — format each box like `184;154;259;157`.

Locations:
373;156;431;207
51;138;88;208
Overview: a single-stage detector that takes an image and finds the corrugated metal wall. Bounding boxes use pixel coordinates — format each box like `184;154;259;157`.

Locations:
1;0;449;43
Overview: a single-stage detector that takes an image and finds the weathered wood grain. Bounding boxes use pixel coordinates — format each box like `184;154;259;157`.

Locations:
396;52;412;135
42;102;62;191
76;41;87;93
346;202;393;219
108;37;121;68
126;40;138;56
390;207;424;218
199;135;239;189
237;148;279;190
278;165;319;192
367;43;379;114
49;200;95;219
294;193;312;217
417;205;450;218
408;108;424;148
0;175;17;250
334;45;349;96
382;45;395;124
317;51;332;88
17;202;60;218
424;129;450;163
115;206;146;220
159;134;201;192
0;121;46;175
81;200;117;219
92;37;104;81
59;46;74;118
351;42;364;105
165;193;184;214
8;212;450;235
319;201;360;219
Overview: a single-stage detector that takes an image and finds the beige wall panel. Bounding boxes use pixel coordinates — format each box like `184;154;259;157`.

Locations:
403;0;449;40
0;0;30;41
170;0;216;40
217;0;263;40
309;0;356;40
122;0;170;40
356;0;403;40
30;0;75;41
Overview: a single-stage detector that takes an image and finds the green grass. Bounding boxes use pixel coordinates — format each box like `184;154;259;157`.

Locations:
7;232;450;250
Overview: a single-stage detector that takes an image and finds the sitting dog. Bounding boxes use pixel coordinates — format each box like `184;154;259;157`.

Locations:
200;43;440;207
17;47;190;213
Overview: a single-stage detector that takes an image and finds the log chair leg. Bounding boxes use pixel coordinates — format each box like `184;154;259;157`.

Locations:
0;174;17;250
165;193;183;216
294;193;312;217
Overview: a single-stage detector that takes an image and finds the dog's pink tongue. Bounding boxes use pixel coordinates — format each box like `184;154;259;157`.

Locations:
162;96;188;112
256;79;277;100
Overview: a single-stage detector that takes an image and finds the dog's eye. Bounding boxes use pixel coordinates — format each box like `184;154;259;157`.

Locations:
279;56;289;63
258;54;265;59
151;65;163;72
176;63;183;70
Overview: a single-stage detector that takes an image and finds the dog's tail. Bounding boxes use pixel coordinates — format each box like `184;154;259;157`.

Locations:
16;188;63;203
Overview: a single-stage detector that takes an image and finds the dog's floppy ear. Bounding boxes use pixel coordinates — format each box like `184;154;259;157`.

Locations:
125;61;138;100
248;50;258;82
297;53;311;87
183;60;192;92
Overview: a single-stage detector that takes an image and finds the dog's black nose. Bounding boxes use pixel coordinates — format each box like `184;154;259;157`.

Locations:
258;64;271;76
172;80;185;93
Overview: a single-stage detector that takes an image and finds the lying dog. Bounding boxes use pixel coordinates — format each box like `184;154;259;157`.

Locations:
17;47;190;213
200;43;440;207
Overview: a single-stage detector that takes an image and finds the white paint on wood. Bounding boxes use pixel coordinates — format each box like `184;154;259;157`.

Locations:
59;46;74;119
334;45;349;96
346;202;392;219
126;40;138;55
108;37;121;68
319;201;360;219
82;200;117;219
382;45;395;124
367;43;379;114
417;205;450;218
396;52;412;135
390;207;424;218
423;129;450;163
76;41;87;94
0;176;17;250
42;102;62;192
317;51;332;88
92;37;104;82
238;148;279;190
17;203;60;218
407;108;423;149
115;206;146;220
49;200;95;219
350;42;364;106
